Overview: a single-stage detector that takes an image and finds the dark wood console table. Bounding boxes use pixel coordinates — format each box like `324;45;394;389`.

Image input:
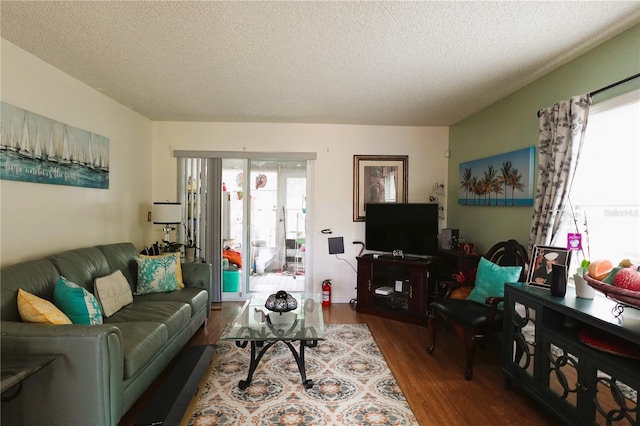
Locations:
503;283;640;425
356;254;436;325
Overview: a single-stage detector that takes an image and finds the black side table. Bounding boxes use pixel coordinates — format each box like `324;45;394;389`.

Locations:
1;355;55;402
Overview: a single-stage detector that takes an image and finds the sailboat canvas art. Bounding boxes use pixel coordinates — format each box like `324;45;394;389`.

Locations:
0;102;109;189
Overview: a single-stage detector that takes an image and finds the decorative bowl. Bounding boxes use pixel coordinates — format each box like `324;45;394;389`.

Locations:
584;274;640;309
265;290;298;312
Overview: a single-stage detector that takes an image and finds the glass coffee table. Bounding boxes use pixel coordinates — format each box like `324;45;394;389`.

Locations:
220;292;324;389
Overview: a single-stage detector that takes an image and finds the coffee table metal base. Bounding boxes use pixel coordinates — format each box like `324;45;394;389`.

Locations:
236;339;318;390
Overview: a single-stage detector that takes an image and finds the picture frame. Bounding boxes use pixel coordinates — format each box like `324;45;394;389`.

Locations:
0;101;110;189
527;245;572;289
353;155;408;222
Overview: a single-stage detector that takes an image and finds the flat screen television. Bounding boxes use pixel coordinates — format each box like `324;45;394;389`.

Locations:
365;203;439;257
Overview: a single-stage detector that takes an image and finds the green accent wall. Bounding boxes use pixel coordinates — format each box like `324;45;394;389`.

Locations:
448;24;640;255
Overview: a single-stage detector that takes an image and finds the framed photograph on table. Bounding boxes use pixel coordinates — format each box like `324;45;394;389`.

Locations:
353;155;408;222
527;245;571;289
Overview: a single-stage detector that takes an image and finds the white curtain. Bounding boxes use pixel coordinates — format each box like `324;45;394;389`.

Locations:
529;94;591;253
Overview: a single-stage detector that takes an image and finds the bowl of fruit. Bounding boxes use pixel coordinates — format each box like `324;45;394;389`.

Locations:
584;259;640;309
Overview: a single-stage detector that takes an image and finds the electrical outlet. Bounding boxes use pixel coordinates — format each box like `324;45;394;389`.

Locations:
147;211;152;222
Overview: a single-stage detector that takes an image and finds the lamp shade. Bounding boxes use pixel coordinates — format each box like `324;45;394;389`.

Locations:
153;202;182;224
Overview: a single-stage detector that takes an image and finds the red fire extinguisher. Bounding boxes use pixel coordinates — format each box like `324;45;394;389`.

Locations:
322;279;332;307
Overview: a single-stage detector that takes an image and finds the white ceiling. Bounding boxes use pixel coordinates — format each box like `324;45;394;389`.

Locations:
1;1;639;126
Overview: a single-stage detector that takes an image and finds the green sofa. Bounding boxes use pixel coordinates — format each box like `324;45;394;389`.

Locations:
0;242;211;425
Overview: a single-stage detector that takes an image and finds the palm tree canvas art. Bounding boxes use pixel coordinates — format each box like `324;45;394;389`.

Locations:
458;146;534;206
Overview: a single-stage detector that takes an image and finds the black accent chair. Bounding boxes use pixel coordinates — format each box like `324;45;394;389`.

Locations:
426;239;529;380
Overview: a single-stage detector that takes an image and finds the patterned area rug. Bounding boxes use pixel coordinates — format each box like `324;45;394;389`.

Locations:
187;324;417;425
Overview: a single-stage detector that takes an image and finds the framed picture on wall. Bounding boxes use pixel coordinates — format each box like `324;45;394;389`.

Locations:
353;155;408;222
458;146;534;206
0;101;110;189
527;245;571;289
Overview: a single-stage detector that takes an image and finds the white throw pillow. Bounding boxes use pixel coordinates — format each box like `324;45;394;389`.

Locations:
94;270;133;317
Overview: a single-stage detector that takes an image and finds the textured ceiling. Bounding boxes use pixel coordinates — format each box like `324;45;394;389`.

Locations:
1;1;639;126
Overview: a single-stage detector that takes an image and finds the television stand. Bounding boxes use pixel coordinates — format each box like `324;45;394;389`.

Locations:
356;254;436;325
377;253;431;262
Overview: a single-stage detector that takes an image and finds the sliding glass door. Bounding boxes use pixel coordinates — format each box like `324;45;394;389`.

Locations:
176;151;314;302
222;158;308;298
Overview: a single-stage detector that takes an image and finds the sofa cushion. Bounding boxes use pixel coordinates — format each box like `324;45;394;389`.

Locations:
17;288;72;324
95;270;134;317
112;321;169;379
105;301;191;339
97;243;138;287
135;254;180;295
0;259;61;322
54;276;103;325
134;287;208;318
48;247;112;293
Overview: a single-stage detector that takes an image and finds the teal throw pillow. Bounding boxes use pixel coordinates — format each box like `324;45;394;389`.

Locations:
135;253;180;295
53;276;103;325
466;257;522;310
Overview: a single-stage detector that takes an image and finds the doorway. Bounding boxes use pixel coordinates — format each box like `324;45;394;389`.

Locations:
222;158;307;297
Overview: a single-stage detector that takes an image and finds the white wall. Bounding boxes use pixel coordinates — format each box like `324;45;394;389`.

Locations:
153;121;449;302
0;40;153;266
0;38;449;301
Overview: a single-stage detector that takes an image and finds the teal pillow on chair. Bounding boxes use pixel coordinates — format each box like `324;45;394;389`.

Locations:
466;257;522;309
54;276;103;325
135;253;180;295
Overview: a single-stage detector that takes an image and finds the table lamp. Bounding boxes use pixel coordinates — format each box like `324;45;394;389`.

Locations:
153;202;182;248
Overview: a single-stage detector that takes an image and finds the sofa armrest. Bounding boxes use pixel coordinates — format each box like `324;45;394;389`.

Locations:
1;321;124;426
181;262;211;289
182;262;212;307
1;321;122;341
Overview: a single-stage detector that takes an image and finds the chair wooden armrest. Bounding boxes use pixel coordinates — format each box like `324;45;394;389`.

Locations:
484;296;505;332
485;296;504;306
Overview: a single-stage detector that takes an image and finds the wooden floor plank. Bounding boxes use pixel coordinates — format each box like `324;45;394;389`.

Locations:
119;303;561;426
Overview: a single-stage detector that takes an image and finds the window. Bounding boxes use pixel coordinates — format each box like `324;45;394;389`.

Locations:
562;89;640;270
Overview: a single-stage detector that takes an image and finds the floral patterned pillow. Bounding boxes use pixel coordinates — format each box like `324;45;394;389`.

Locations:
135;253;180;295
138;252;184;288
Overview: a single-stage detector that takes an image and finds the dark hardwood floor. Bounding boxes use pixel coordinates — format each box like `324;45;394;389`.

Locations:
119;303;561;425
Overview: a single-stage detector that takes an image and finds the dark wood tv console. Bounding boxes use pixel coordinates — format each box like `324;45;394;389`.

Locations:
356;254;436;325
